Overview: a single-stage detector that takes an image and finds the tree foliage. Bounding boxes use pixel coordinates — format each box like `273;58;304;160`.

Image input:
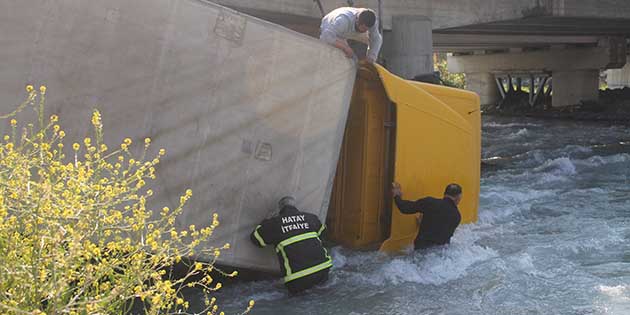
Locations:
435;58;466;89
0;86;253;315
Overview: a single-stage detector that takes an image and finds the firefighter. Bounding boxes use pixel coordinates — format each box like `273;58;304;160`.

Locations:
250;196;332;294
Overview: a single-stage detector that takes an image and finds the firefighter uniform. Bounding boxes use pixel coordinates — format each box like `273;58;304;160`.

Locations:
250;205;332;294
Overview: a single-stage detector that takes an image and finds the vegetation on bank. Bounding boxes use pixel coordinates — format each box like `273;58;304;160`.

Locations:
0;86;253;314
435;58;466;89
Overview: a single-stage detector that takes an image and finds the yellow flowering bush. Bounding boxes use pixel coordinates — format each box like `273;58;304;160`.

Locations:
0;86;254;314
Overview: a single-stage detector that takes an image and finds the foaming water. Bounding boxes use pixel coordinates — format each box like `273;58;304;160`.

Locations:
598;285;630;300
534;157;577;175
355;239;498;286
210;116;630;315
483;122;542;128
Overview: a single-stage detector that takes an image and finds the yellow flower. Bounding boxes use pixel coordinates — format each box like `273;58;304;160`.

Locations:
159;148;166;156
91;110;101;127
50;115;58;122
204;275;214;284
151;295;162;305
72;143;80;151
84;138;91;146
3;135;9;141
124;138;132;145
10;119;17;126
176;298;184;305
39;85;46;94
100;282;111;291
39;269;47;282
144;137;151;145
121;143;128;150
25;85;34;92
58;131;65;138
194;262;203;271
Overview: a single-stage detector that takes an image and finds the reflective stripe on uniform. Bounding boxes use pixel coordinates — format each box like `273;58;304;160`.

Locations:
253;225;266;247
322;245;331;261
318;224;326;235
274;232;331;283
284;259;332;283
275;232;319;253
279;246;292;275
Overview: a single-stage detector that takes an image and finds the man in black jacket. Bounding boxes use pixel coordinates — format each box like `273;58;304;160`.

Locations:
392;182;462;249
250;196;332;294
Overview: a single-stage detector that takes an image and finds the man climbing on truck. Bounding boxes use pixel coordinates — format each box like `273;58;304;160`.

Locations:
319;7;382;63
392;182;463;250
250;196;332;295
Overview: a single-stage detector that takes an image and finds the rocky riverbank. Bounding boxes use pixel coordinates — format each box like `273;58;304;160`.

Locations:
482;88;630;124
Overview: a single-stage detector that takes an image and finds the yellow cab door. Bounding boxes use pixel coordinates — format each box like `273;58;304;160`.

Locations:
327;63;395;249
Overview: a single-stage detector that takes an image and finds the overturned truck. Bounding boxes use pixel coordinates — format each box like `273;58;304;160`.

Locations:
0;0;480;273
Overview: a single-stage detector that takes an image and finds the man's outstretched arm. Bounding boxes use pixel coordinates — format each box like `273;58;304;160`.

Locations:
250;220;273;247
366;23;382;63
392;182;431;214
392;182;417;214
394;196;420;214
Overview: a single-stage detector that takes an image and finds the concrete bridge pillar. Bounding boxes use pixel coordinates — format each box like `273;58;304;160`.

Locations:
552;70;600;107
606;61;630;89
465;72;501;107
382;16;433;79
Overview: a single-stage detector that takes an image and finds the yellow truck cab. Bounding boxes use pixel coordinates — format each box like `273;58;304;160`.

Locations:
327;62;480;252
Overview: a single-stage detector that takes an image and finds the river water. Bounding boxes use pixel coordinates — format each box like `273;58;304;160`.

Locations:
213;116;630;315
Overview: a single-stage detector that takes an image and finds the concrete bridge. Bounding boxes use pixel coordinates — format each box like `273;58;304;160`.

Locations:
215;0;630;107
